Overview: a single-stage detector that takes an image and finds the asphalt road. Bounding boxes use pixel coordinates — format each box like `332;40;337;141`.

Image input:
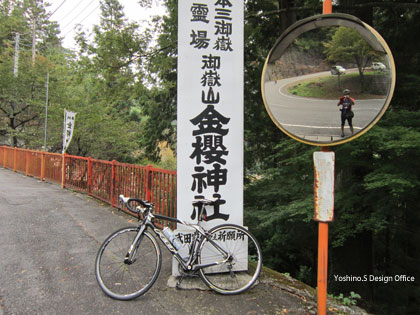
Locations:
0;168;326;315
263;71;386;141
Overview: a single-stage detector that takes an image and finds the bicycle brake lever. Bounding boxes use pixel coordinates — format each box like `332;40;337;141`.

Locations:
119;195;129;204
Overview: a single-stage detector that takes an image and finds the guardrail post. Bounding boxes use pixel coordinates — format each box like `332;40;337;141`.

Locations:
25;150;30;176
13;147;17;172
41;151;46;181
2;147;6;168
111;160;116;207
87;157;92;195
146;164;153;202
61;153;66;189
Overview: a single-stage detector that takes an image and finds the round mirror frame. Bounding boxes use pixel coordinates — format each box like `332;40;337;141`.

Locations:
261;13;396;146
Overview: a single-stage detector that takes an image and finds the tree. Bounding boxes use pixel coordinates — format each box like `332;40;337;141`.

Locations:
57;0;153;160
85;0;150;115
0;0;60;147
373;2;420;111
137;0;177;161
329;110;420;314
324;26;380;91
244;139;317;280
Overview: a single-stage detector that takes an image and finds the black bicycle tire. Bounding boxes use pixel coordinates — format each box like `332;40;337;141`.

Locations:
95;227;162;300
197;224;262;295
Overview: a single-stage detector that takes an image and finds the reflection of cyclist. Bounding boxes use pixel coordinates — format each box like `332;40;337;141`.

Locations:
337;89;355;137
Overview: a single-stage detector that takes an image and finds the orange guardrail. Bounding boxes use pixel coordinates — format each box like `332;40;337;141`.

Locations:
0;146;177;223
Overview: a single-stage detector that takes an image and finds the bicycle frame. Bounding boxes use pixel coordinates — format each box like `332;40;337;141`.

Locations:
97;196;262;299
124;210;231;273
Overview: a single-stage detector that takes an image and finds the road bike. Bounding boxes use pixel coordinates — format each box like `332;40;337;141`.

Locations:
95;195;262;300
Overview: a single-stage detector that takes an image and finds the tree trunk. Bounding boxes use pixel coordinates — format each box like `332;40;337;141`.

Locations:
278;0;297;32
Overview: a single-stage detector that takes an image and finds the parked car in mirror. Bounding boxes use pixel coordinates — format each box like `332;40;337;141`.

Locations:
371;62;386;71
331;65;346;75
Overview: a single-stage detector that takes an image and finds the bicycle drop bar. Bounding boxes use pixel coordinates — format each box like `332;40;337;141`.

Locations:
119;195;149;213
153;213;182;224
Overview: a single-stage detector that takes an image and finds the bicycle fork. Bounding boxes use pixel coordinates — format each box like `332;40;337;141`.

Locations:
124;225;146;265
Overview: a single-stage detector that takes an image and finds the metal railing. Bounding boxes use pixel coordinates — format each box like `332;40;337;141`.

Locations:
0;146;177;224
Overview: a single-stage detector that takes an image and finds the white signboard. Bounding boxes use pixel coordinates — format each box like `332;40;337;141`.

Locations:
313;152;335;222
177;0;244;227
62;110;76;153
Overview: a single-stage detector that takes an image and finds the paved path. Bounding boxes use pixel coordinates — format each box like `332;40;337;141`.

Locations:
263;73;385;142
0;168;347;315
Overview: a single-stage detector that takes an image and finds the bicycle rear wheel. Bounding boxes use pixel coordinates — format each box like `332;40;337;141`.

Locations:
197;224;262;294
95;227;161;300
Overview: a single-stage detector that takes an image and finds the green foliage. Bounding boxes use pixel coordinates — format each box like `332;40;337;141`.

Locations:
288;72;389;98
328;291;362;306
373;2;420;110
243;3;420;314
0;0;60;147
138;0;177;161
324;26;382;91
244;140;317;276
332;110;420;242
324;27;376;67
0;0;162;162
245;108;420;313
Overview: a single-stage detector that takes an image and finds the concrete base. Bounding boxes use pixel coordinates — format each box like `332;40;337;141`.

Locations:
167;273;257;291
167;275;210;290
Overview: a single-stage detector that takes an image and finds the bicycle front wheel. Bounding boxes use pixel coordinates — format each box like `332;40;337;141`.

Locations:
197;224;262;295
95;227;162;300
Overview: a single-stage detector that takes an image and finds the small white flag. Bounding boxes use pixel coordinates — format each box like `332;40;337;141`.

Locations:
62;110;76;153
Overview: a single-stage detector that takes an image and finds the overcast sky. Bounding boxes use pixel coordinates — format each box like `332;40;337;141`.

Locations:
47;0;165;50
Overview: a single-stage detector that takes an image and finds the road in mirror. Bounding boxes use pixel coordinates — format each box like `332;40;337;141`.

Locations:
262;24;394;144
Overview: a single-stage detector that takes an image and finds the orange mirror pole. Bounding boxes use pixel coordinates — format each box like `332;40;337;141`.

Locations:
323;0;332;14
317;222;329;315
316;6;333;315
314;146;334;315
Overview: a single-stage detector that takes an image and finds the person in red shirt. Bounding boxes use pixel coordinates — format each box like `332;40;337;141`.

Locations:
337;89;355;137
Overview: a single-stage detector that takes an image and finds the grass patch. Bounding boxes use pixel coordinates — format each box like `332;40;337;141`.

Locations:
287;71;389;99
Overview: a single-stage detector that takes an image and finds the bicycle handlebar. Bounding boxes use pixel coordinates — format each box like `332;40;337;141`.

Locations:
119;195;152;214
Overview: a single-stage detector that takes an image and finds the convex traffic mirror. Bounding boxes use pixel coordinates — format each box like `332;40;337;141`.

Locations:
262;13;396;145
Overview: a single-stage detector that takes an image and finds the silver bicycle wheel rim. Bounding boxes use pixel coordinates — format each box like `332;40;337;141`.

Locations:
95;228;161;300
197;224;262;294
